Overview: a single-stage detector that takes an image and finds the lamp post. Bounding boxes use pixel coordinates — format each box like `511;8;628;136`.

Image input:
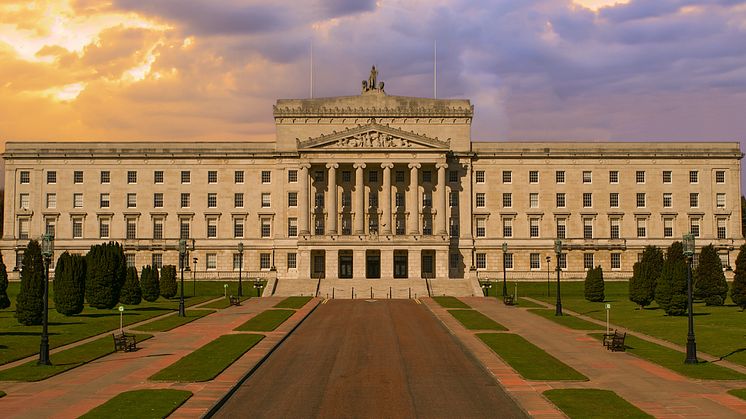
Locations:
554;239;563;316
192;257;198;297
238;242;244;297
254;279;264;297
178;239;186;317
38;233;54;365
683;233;698;364
546;255;551;297
480;281;492;297
501;242;508;297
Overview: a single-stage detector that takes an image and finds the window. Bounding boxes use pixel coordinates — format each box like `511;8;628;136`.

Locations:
476;218;486;238
287;253;297;269
529;193;539;208
261;218;271;238
207;218;217;238
315;192;324;208
153;218;163;240
233;253;242;270
127;193;136;208
529;170;539;183
261;170;271;183
338;170;349;183
530;253;540;270
636;218;647;238
288;170;298;183
126;253;136;269
154;170;164;183
690;193;699;208
556;193;566;208
611;253;621;270
420;216;430;235
72;217;83;239
74;171;83;184
716;170;725;184
716;193;726;208
369;191;379;207
476;170;485;183
450;253;460;270
690;218;700;238
260;253;271;269
47;171;56;184
44;218;55;237
395;170;405;183
234;193;244;208
180;193;190;208
288;218;298;237
126;219;137;239
504;253;513;269
583;193;592;208
582;171;592;183
261;193;271;208
558;253;567;269
502;218;513;238
19;171;30;184
395;216;404;235
636;193;646;208
100;171;110;184
152;254;163;269
422;170;431;183
449;170;458;183
394;192;404;207
208;170;218;183
662;170;672;183
584;253;594;270
663;193;672;208
664;218;673;238
502;171;512;183
583;218;593;239
610;218;620;239
636;171;645;183
717;218;727;239
556;171;565;183
556;218;566;239
19;193;29;209
127;171;137;184
689;170;698;183
234;218;244;238
529;218;540;238
314;170;324;182
288;192;297;207
609;193;619;208
609;171;619;184
73;193;83;208
450;218;459;237
180;219;190;239
421;192;431;208
207;193;217;208
449;192;459;207
476;253;486;269
18;218;30;239
206;253;217;270
153;193;163;208
46;193;56;209
369;170;378;183
476;192;485;208
99;193;110;208
502;193;512;208
181;171;191;183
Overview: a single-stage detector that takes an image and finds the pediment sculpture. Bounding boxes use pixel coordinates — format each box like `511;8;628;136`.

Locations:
296;123;450;150
334;131;411;148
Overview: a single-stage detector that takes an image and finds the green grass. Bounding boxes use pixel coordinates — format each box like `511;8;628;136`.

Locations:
543;389;652;419
150;334;264;382
202;296;250;309
727;388;746;401
527;309;605;330
234;309;295;332
432;296;470;308
130;310;215;332
517;298;545;308
274;296;312;309
448;309;507;330
0;391;5;398
589;333;746;380
478;333;587;381
79;389;192;419
0;333;152;382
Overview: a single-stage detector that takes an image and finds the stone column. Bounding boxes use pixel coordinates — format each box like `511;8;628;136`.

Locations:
326;163;338;235
460;161;472;239
435;162;448;235
381;163;394;235
407;163;421;235
298;164;311;235
353;162;366;234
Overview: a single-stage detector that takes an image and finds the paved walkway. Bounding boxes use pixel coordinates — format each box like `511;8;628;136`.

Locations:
424;297;746;418
0;297;319;419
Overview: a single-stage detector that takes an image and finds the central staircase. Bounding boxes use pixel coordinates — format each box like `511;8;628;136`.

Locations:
272;277;481;299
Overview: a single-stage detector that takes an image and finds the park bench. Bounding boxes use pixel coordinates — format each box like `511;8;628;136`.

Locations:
112;332;137;352
503;295;515;306
229;295;241;306
603;330;627;352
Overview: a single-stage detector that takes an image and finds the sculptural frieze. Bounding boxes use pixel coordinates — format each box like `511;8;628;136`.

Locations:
334;131;411;148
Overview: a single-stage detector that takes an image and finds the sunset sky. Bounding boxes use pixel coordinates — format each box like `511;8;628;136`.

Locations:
1;0;746;181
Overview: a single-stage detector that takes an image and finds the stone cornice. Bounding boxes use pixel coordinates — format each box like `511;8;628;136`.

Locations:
273;105;474;118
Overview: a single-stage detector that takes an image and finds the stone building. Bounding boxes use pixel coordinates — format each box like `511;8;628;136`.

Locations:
2;69;743;297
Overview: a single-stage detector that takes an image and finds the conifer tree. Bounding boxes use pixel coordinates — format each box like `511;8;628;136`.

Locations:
629;245;663;308
694;244;729;305
0;253;10;309
160;265;177;299
85;242;126;309
655;242;689;315
120;266;142;305
584;265;605;302
731;244;746;310
140;265;160;302
53;252;86;315
15;240;46;325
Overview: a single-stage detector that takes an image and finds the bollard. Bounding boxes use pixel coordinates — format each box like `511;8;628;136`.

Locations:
333;288;335;299
224;284;228;297
118;305;124;333
390;286;392;299
352;287;354;299
409;288;411;299
370;286;373;299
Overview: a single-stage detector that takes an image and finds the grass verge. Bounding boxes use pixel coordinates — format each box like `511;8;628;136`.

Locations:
79;389;192;419
517;298;545;308
0;333;152;382
543;389;652;418
432;296;470;308
727;389;746;401
131;310;215;332
0;390;5;398
527;309;605;330
274;296;312;309
234;309;295;332
478;333;587;381
150;334;263;382
202;296;250;309
448;310;507;331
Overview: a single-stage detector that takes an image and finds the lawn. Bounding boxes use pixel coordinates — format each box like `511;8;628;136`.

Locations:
728;388;746;401
543;389;652;419
234;309;295;332
516;298;545;308
150;334;264;382
527;309;605;331
0;333;152;382
432;296;470;308
477;333;587;381
79;389;192;419
274;296;312;309
131;310;215;332
448;309;507;331
0;390;5;398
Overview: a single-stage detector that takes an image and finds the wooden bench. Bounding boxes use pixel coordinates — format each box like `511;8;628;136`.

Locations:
603;330;627;352
112;332;137;352
229;295;241;306
503;295;515;306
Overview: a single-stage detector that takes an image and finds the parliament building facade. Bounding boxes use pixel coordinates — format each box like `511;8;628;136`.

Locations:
2;71;743;297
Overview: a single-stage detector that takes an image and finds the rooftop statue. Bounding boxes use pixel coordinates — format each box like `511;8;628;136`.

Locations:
362;65;385;94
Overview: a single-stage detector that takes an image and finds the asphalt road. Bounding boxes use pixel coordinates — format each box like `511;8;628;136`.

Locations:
213;300;526;418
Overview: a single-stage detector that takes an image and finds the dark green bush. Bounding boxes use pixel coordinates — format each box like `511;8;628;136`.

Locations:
584;265;605;302
160;265;177;299
629;245;663;308
694;244;728;306
120;266;142;305
53;252;86;315
0;253;9;309
140;265;160;302
85;242;126;309
15;240;46;325
731;244;746;310
655;242;688;316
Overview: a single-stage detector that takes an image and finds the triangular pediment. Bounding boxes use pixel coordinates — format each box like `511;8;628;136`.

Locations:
297;123;450;150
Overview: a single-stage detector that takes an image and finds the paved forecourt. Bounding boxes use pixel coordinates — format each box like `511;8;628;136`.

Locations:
213;299;526;418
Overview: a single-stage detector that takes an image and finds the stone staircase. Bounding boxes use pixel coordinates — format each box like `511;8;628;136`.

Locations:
271;276;481;299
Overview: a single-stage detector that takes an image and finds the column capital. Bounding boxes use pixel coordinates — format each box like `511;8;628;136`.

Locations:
325;163;339;170
436;162;448;170
408;163;421;169
381;162;394;170
299;163;311;170
353;162;367;169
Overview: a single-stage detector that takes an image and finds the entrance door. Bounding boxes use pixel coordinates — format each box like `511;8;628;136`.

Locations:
366;250;381;279
312;251;325;279
339;251;353;279
394;251;408;278
421;251;434;278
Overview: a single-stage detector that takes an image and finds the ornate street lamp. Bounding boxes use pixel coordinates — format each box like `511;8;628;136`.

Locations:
254;278;264;297
480;281;492;297
178;239;187;317
554;239;563;316
546;255;551;297
683;233;698;364
238;242;244;297
38;233;54;365
501;242;508;297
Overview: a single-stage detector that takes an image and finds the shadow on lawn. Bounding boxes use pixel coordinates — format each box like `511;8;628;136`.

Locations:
0;331;61;336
